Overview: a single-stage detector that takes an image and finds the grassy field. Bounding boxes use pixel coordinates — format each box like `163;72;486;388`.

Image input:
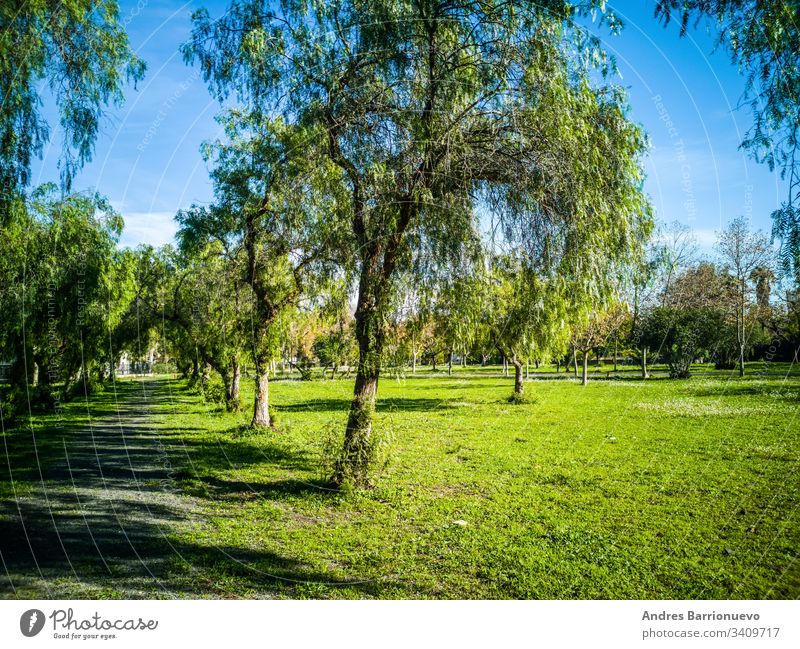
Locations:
1;364;798;599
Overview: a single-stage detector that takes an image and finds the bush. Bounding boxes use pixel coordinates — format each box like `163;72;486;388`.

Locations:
152;362;177;375
1;384;60;421
201;379;227;407
508;392;538;405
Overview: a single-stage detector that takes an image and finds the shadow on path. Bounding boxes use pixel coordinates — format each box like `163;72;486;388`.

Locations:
0;380;383;598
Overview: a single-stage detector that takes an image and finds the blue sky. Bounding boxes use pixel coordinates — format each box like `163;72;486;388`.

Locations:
29;0;787;250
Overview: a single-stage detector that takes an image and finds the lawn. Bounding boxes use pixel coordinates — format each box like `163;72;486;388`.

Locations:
1;365;798;599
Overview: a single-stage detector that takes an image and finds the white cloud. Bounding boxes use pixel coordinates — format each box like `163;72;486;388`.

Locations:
118;211;177;249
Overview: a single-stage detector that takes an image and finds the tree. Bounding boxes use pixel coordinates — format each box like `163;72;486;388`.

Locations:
176;117;347;427
186;0;651;487
716;216;772;376
173;242;249;410
112;245;180;380
431;273;484;377
656;0;800;282
571;304;627;385
0;185;125;413
627;223;699;378
486;255;570;398
312;280;357;379
0;0;144;215
642;306;723;378
650;262;739;374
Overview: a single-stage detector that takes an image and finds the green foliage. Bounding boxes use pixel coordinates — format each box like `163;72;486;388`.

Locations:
485;254;573;374
185;0;653;484
0;185;125;405
201;378;228;409
642;307;725;378
0;0;144;208
313;327;357;377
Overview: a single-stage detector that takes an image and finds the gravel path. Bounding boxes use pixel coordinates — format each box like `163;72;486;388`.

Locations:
0;379;204;598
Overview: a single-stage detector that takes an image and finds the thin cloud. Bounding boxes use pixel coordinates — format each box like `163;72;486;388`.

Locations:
118;211;177;249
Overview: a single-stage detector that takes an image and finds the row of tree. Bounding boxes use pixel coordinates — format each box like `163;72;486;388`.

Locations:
3;194;794;416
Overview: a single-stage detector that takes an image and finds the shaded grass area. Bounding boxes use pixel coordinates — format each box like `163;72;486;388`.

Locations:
1;366;798;599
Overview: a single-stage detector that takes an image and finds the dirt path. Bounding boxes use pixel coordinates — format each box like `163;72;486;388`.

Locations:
0;379;204;598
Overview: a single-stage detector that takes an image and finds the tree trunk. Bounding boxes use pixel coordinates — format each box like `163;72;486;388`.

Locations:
511;355;524;396
572;348;578;378
581;350;589;386
613;339;618;372
338;364;379;487
411;349;417;373
252;370;271;428
228;357;241;411
336;304;383;488
641;346;648;379
448;349;453;376
739;286;746;377
739;343;746;377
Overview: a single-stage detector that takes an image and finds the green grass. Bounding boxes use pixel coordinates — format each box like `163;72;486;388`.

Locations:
1;365;799;599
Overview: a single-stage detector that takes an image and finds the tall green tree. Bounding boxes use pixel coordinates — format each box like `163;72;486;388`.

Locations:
186;0;651;486
0;185;124;409
172;238;250;411
485;255;570;398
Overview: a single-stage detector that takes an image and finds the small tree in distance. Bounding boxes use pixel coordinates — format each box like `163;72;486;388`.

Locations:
716;216;772;376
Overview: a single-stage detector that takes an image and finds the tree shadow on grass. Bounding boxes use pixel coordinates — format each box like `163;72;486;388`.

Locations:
179;475;339;501
0;381;396;599
170;432;318;475
0;495;392;598
689;382;797;400
276;397;466;413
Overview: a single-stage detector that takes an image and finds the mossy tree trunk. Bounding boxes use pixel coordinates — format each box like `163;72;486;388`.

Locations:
335;271;386;487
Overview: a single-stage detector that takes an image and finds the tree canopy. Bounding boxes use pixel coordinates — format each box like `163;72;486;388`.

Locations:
0;0;145;212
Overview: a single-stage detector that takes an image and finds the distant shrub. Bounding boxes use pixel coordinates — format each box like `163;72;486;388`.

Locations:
152;362;176;375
